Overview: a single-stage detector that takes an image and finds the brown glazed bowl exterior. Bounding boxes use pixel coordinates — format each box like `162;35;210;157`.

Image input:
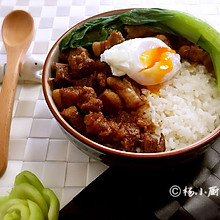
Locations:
42;9;220;169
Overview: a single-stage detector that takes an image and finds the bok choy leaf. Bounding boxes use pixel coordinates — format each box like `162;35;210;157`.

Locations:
160;9;220;90
59;8;175;52
59;8;220;90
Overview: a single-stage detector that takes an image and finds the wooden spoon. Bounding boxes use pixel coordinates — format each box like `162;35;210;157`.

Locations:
0;10;34;176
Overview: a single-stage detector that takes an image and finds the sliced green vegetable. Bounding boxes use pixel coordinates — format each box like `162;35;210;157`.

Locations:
42;188;60;220
0;196;9;207
5;211;20;220
59;8;220;90
9;182;48;218
27;200;44;220
14;170;44;193
0;199;30;220
0;171;60;220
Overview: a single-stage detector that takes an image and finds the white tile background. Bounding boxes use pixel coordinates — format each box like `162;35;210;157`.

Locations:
0;0;220;209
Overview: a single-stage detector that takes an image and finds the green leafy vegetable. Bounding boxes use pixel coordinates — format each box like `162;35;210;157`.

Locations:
59;8;175;52
59;8;220;90
0;171;60;220
159;9;220;90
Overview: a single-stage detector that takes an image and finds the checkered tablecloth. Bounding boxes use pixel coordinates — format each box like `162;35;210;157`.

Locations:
0;0;220;210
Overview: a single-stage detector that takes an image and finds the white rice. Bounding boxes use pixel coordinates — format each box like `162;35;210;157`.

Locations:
142;61;220;151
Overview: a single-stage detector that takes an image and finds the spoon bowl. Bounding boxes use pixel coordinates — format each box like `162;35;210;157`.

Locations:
2;10;34;48
0;10;34;176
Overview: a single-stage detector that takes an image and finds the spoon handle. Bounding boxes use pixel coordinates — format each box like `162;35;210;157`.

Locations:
0;53;21;176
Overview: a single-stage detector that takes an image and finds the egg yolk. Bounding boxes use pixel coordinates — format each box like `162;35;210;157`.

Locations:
139;47;176;83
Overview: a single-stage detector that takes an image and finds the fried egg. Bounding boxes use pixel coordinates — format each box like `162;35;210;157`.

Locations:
100;37;181;86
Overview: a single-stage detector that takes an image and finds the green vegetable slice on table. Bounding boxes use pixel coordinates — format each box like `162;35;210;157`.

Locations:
59;8;220;90
0;171;60;220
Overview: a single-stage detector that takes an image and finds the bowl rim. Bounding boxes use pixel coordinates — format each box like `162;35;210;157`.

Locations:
42;8;220;159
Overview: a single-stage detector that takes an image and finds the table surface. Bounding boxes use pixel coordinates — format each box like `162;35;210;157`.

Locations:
0;0;220;210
